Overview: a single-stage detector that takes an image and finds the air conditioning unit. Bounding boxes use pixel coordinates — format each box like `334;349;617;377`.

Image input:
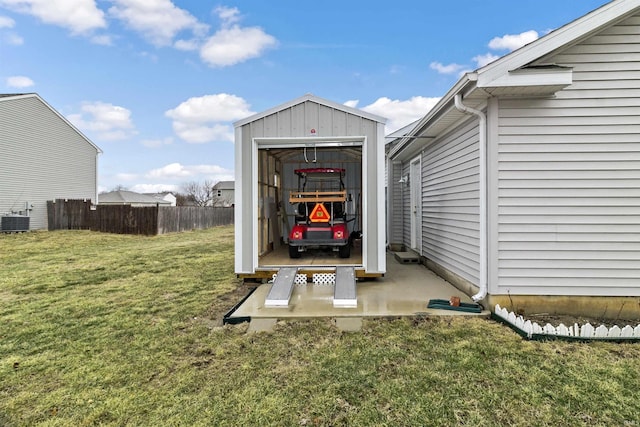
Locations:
1;215;30;232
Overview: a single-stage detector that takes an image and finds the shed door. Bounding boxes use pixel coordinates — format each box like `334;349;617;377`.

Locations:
409;156;422;253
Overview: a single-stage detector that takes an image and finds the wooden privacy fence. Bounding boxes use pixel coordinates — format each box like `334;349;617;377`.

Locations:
47;199;234;235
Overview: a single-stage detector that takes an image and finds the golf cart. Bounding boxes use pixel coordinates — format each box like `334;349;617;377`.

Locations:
288;168;351;258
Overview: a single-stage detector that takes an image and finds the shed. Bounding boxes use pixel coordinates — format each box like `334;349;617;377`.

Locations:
387;0;640;318
234;94;387;281
0;93;101;230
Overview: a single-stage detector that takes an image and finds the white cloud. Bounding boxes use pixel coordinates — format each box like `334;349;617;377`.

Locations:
473;53;500;68
0;15;15;28
108;0;208;47
214;6;241;25
141;137;173;148
146;162;233;181
199;6;276;67
200;25;277;67
361;96;440;134
90;34;112;46
343;99;359;108
5;33;23;45
165;93;254;143
67;101;136;141
131;183;179;193
115;172;137;181
0;0;106;34
488;30;539;51
6;75;34;88
430;61;466;75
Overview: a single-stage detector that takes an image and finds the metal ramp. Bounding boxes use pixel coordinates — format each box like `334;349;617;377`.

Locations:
264;267;298;307
264;266;357;308
333;266;357;308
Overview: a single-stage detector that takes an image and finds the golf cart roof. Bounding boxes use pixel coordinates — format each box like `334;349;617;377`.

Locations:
294;168;345;176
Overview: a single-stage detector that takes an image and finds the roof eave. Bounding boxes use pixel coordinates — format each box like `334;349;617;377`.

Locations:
233;93;387;128
478;0;640;86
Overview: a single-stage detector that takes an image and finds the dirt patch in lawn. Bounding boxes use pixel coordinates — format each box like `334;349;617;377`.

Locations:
522;312;639;328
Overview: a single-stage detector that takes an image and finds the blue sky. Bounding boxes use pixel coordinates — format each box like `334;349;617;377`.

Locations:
0;0;609;193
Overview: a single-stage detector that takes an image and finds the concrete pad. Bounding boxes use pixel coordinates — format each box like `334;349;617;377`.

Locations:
247;318;277;333
335;317;363;332
227;251;490;321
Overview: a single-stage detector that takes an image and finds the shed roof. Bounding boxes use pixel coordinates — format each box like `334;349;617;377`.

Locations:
233;93;387;128
0;93;103;154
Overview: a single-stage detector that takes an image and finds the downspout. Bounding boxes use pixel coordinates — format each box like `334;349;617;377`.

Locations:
454;94;487;302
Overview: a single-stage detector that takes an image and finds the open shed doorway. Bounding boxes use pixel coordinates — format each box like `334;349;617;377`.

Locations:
257;144;363;268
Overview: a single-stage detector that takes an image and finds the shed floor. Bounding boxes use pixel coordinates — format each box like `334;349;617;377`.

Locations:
259;244;363;268
227;251;489;320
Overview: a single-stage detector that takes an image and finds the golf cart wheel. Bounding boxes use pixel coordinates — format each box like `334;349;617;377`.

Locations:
289;245;301;258
338;243;351;258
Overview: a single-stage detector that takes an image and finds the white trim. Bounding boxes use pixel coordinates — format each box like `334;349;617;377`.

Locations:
481;66;573;89
251;135;368;274
409;155;422;253
234;126;245;273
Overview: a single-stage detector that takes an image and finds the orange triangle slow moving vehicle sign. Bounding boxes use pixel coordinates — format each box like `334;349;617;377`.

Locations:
309;203;330;223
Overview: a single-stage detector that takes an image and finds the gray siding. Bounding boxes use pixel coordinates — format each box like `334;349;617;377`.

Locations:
421;120;480;284
494;13;640;296
401;162;411;247
389;161;403;247
0;96;98;230
243;100;375;139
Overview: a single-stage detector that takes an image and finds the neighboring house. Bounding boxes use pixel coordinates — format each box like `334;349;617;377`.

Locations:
145;191;177;206
387;0;640;318
0;93;102;230
212;181;234;207
99;190;172;207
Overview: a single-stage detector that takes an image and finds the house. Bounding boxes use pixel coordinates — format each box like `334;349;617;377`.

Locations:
145;191;177;206
212;181;234;207
387;0;640;318
234;94;387;281
0;93;102;230
99;190;172;207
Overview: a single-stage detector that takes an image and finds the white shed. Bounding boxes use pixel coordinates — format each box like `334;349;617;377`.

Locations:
387;0;640;319
234;94;387;282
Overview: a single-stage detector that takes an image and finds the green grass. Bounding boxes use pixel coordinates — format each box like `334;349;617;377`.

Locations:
1;227;640;426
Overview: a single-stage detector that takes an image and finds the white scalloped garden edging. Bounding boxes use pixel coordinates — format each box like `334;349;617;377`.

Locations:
494;304;640;341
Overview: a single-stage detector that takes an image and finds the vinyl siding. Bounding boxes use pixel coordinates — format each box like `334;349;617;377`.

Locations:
245;100;374;139
421;120;480;284
494;13;640;296
401;162;411;247
389;161;403;247
0;96;99;230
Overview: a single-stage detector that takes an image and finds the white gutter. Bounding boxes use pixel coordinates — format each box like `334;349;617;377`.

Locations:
454;94;487;303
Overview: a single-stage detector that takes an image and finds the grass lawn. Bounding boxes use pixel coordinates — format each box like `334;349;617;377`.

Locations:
1;227;640;426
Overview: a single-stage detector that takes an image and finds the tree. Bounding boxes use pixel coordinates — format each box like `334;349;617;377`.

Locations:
181;180;215;206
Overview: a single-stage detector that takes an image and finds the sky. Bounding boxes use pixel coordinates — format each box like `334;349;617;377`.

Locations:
0;0;610;194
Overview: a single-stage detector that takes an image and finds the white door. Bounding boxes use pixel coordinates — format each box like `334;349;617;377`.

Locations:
409;156;422;252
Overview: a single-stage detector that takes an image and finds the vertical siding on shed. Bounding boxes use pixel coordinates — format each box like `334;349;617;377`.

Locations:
495;13;640;296
0;97;98;230
421;120;480;284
